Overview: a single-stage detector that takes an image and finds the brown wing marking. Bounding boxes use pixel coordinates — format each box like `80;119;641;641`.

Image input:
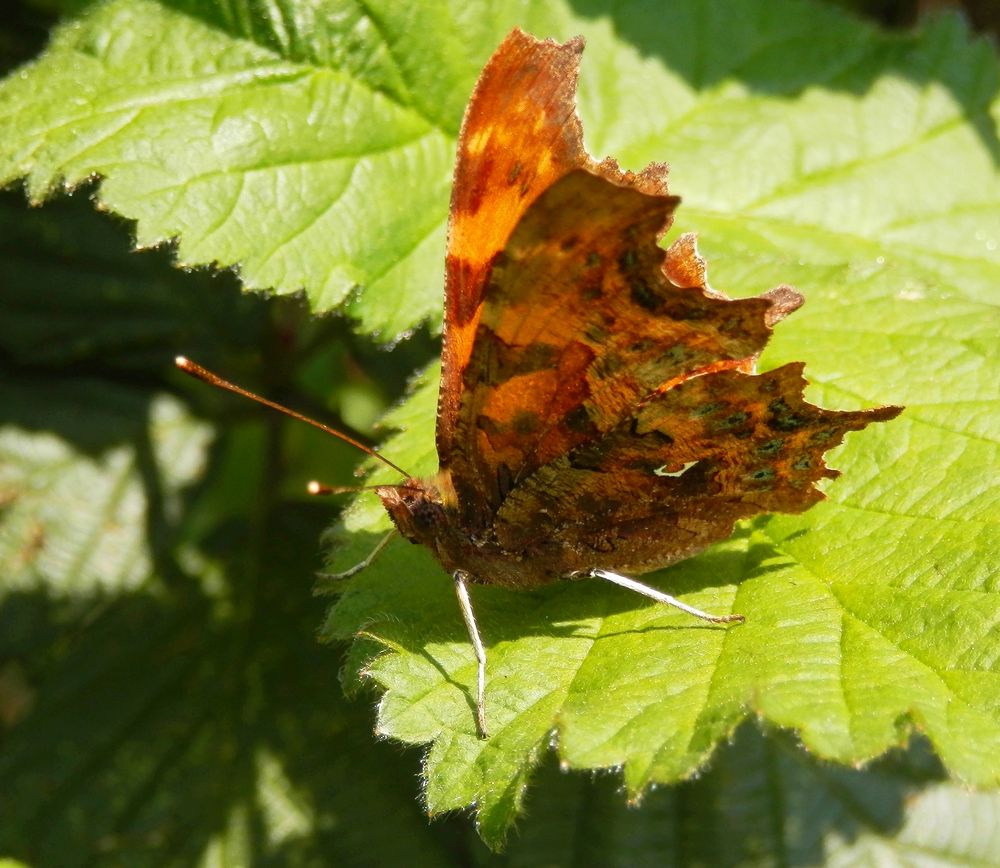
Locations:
445;167;791;530
492;362;902;573
438;29;588;466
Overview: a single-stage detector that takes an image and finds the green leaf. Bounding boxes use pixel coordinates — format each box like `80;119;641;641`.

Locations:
317;0;1000;848
0;0;578;339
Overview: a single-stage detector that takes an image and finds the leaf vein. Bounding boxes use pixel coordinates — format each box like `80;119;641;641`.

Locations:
742;114;969;213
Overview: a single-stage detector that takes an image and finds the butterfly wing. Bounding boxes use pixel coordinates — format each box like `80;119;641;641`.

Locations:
491;363;902;575
439;32;789;529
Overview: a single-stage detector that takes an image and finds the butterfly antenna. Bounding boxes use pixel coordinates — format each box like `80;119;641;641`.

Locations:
175;356;410;479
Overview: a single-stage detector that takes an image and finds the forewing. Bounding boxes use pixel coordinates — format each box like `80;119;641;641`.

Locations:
439;31;805;533
493;363;903;573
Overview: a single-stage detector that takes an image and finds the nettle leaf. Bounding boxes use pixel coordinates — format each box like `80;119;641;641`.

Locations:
0;0;577;339
317;1;1000;849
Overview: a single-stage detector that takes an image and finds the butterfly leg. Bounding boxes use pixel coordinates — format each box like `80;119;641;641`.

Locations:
453;570;489;738
588;568;745;624
317;530;396;580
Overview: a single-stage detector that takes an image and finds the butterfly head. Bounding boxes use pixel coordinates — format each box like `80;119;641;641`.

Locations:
376;471;459;552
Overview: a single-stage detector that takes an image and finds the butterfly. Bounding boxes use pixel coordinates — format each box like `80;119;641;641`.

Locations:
179;28;901;738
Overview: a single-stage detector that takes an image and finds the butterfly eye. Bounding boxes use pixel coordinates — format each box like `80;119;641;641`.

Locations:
408;497;442;531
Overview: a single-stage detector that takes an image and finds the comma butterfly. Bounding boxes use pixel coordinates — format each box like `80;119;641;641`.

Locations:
179;29;901;738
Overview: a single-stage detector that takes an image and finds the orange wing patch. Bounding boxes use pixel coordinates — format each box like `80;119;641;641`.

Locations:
438;30;589;466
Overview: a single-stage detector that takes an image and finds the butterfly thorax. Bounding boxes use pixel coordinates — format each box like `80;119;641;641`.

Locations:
377;471;564;589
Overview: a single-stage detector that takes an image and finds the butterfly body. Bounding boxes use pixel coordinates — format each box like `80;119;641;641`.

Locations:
377;473;578;589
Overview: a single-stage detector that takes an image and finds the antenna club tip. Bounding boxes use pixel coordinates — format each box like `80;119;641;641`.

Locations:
307;481;324;495
175;355;191;369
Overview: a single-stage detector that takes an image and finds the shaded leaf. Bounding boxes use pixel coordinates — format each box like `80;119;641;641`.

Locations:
0;189;454;865
494;725;1000;866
